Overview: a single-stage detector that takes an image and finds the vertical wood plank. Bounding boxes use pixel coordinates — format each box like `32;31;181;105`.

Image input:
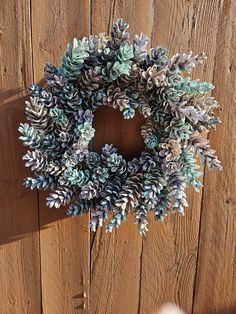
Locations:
0;0;41;313
90;1;154;313
31;1;91;313
139;1;221;313
193;1;236;313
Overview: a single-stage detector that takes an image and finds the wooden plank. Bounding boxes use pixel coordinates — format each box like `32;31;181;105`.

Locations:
0;0;41;312
193;1;236;313
139;1;221;313
31;1;91;313
90;1;154;313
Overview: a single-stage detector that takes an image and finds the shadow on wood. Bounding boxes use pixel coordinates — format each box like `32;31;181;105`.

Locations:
0;84;70;246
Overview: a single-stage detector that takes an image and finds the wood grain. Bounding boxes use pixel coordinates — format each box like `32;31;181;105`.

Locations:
31;1;90;313
193;1;236;313
1;1;236;313
139;1;221;313
90;1;154;313
0;0;41;312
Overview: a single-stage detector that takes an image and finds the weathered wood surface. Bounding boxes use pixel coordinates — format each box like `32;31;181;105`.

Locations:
140;1;222;313
0;0;41;313
91;2;153;313
0;0;235;313
31;1;90;313
193;1;236;313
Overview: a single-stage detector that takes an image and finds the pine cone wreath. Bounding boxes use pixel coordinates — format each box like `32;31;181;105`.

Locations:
19;18;222;235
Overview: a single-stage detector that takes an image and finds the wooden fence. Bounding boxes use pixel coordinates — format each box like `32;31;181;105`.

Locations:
0;0;235;313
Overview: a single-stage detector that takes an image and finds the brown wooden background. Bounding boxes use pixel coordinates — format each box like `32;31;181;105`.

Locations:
0;0;236;313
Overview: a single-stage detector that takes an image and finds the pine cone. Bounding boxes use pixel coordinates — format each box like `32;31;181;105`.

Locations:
165;117;192;141
85;89;105;111
179;149;202;190
135;201;148;235
29;84;43;98
180;95;220;131
123;106;135;119
57;176;72;187
101;144;117;162
188;131;222;170
110;18;129;48
80;181;101;200
145;134;160;149
62;150;80;167
127;158;141;173
45;161;65;176
67;199;95;217
159;139;181;161
107;153;127;176
133;33;149;62
151;87;180;105
140;46;167;70
168;173;188;215
154;188;170;221
76;121;95;142
117;43;134;63
141;119;155;137
38;91;58;108
42;134;62;158
63;168;90;187
150;47;168;70
161;161;181;175
72;138;89;156
23;150;47;171
137;96;151;118
74;109;94;124
100;176;123;210
77;68;102;97
44;62;59;81
48;108;72;134
102;43;133;82
139;149;159;172
90;209;108;231
48;73;67;94
24;175;55;190
142;170;166;209
25;97;52;133
46;187;73;208
117;64;140;88
169;51;206;72
106;174;143;231
116;172;143;209
18;123;42;149
106;212;126;232
137;66;168;92
60;84;82;113
61;37;90;80
92;166;109;183
141;119;160;148
105;85;129;111
98;47;116;64
85;36;99;67
91;176;123;231
58;131;71;148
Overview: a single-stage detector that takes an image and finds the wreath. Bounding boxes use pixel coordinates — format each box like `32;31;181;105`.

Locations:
19;19;222;234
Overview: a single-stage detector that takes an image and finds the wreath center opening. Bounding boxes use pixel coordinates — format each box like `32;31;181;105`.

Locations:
92;106;145;160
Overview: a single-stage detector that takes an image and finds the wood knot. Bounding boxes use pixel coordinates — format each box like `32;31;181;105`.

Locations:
225;197;233;205
8;299;16;305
